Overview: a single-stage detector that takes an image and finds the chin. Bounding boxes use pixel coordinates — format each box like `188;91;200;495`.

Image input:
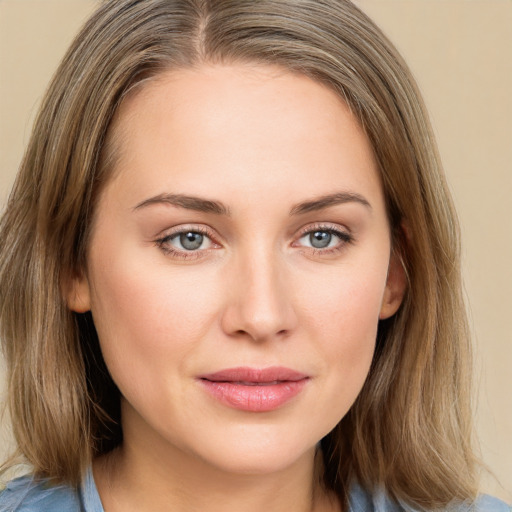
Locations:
181;425;320;477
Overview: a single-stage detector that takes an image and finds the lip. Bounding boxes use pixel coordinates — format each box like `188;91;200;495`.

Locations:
198;366;309;412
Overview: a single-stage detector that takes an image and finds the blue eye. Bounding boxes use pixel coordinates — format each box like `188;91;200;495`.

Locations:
179;232;203;250
309;231;332;248
169;231;212;251
297;228;352;250
155;225;221;260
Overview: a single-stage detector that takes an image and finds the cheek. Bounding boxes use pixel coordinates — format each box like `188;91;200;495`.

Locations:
293;256;388;415
87;245;221;378
298;257;387;346
323;281;381;375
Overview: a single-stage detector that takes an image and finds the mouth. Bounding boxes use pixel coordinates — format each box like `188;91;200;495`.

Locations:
198;367;309;412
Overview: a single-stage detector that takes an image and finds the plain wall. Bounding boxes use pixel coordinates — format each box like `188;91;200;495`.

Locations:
0;0;510;501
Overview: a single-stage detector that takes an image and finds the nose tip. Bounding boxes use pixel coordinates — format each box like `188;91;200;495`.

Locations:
228;306;292;342
220;257;297;342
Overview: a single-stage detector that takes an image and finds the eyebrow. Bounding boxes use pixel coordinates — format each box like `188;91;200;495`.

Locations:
133;193;230;215
133;191;371;216
289;192;372;215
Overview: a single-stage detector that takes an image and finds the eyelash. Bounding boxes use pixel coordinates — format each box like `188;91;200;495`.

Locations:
293;224;354;256
155;225;218;260
154;223;354;260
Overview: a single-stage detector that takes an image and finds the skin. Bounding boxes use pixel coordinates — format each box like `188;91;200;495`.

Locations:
68;64;405;512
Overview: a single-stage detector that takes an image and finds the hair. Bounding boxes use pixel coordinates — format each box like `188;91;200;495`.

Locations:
0;0;478;509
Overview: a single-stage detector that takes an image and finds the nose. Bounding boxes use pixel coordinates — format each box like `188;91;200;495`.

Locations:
220;250;298;342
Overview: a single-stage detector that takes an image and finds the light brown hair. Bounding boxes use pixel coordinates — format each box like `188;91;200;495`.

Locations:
0;0;477;509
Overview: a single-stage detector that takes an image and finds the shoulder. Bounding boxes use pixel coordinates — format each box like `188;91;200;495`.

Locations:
469;494;511;512
0;475;81;512
349;484;511;511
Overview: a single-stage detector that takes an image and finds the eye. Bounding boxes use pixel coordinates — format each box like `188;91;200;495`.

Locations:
295;226;353;252
155;226;219;258
170;231;211;251
303;230;336;249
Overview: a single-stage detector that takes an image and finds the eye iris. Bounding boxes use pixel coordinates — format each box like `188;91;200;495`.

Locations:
310;231;331;248
180;232;203;250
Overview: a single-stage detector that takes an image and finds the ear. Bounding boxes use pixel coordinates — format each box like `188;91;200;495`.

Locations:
379;250;407;320
63;271;91;313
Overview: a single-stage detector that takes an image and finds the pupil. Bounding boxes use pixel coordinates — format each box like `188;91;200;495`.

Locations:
310;231;331;248
180;232;203;250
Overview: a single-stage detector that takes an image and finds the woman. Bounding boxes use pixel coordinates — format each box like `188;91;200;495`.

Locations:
0;1;509;511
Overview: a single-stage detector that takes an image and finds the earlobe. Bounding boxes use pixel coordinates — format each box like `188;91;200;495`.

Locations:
379;251;407;320
63;272;91;313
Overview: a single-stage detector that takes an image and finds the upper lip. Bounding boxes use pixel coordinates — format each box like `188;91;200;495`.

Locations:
199;366;308;383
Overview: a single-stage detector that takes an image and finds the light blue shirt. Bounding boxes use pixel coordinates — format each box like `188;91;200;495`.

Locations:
0;467;510;511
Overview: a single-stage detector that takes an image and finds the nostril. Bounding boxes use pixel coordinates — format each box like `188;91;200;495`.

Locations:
220;277;298;341
229;328;290;342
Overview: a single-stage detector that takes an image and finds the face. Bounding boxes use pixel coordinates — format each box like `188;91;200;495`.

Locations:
69;64;404;476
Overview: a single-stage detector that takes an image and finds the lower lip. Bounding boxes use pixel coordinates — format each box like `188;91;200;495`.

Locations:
199;379;308;412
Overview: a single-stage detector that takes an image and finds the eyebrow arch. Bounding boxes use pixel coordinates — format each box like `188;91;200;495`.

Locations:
133;193;230;215
290;192;372;215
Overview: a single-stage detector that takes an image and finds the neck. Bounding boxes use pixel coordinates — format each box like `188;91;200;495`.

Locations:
93;417;338;512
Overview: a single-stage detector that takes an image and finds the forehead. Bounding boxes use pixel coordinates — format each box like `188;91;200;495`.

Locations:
101;63;383;212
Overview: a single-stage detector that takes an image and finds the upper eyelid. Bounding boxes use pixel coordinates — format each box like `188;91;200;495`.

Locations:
296;222;351;236
156;224;217;240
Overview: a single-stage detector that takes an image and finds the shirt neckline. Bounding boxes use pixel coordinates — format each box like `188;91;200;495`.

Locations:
80;466;105;512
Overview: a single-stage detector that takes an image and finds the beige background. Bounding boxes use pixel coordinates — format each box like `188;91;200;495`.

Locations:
0;0;510;502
